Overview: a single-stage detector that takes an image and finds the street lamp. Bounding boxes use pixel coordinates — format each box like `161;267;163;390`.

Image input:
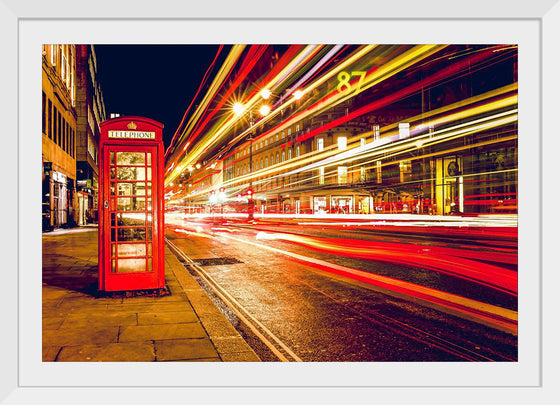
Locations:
232;101;271;221
247;112;255;220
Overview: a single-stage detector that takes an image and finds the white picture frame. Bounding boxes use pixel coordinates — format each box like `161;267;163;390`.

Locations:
2;0;559;403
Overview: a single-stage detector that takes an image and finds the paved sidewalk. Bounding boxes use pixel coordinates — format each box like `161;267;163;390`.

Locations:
42;226;260;362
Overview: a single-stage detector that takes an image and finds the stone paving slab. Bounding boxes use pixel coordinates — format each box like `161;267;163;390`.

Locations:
42;345;61;362
56;342;156;362
60;312;138;328
118;323;207;342
43;325;120;346
220;351;261;362
137;311;199;325
103;302;194;313
42;228;260;362
154;338;219;361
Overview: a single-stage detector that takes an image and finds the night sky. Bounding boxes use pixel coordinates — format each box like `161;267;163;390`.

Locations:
95;45;224;150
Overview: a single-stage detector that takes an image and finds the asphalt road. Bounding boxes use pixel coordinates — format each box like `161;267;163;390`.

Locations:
165;218;518;362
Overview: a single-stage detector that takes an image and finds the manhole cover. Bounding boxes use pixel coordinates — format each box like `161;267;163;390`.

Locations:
193;257;243;266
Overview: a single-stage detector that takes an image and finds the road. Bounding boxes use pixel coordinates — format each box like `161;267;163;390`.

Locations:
164;214;518;362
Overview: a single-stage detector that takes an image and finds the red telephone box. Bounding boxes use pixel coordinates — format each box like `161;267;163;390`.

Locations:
98;116;165;292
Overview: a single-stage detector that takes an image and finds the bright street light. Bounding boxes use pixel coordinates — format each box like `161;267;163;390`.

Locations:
259;104;271;116
233;102;245;116
293;90;303;100
260;89;271;99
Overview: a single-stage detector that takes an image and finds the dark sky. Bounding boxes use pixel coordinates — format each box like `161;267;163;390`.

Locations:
95;45;224;150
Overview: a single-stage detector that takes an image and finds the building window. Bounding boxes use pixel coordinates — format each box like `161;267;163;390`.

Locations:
47;99;52;139
296;123;300;132
61;45;68;84
296;146;300;157
265;139;268;146
54;108;59;145
288;128;291;135
288;149;292;160
373;125;380;141
42;92;46;135
62;118;66;152
360;138;366;147
337;136;347;150
265;157;268;167
398;123;410;140
399;160;412;183
50;44;57;66
276;152;279;164
360;166;366;182
317;138;324;151
376;161;382;184
58;111;62;147
319;167;325;185
281;151;285;162
276;133;279;142
337;166;348;184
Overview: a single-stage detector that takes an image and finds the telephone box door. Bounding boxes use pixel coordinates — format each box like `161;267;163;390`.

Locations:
101;145;160;291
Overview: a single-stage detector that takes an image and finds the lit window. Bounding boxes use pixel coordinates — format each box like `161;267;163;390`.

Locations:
265;157;268;167
288;128;291;135
373;125;380;141
265;139;268;146
260;158;263;169
282;151;285;162
317;138;324;151
288;149;292;160
337;136;347;150
296;124;300;131
360;138;366;147
296;146;300;157
276;152;279;164
337;166;348;184
270;154;273;165
398;123;410;140
276;134;279;141
319;167;325;185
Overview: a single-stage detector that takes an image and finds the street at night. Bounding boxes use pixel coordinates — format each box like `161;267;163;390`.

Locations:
41;43;520;363
165;215;517;361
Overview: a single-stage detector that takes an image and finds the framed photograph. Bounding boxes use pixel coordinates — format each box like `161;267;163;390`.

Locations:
2;0;558;403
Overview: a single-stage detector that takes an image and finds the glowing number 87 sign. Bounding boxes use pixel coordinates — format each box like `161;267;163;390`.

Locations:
337;71;367;95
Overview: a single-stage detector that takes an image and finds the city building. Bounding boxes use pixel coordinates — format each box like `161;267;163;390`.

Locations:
42;44;78;230
75;45;107;225
167;45;517;217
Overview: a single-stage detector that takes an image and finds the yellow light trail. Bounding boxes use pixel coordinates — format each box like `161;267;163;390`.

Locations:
189;90;517;197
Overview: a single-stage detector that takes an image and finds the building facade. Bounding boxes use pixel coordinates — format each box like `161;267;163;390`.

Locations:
220;46;518;217
42;44;78;230
167;45;517;218
75;45;106;225
42;44;106;230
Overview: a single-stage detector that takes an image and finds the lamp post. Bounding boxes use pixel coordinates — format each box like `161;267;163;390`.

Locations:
232;90;286;221
248;112;255;220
